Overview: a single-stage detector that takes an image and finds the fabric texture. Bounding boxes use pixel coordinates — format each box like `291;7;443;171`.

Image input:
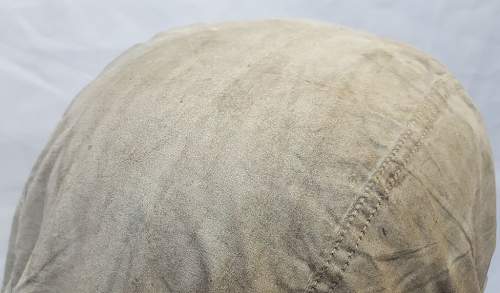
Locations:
1;19;496;293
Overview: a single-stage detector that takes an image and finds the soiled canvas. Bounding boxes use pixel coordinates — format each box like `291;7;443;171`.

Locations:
1;19;496;293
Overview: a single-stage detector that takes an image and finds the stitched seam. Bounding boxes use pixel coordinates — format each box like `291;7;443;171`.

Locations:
303;76;452;293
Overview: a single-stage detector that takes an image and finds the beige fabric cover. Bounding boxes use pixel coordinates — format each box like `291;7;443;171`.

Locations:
2;19;496;293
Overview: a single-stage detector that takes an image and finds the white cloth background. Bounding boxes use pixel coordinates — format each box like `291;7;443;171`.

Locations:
0;0;499;291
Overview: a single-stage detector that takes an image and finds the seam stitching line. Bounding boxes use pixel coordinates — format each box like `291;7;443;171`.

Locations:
303;76;453;293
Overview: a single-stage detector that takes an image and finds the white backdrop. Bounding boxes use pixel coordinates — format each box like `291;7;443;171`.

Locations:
1;0;499;291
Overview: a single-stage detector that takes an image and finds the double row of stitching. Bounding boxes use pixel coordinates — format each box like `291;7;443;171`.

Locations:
304;76;453;293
